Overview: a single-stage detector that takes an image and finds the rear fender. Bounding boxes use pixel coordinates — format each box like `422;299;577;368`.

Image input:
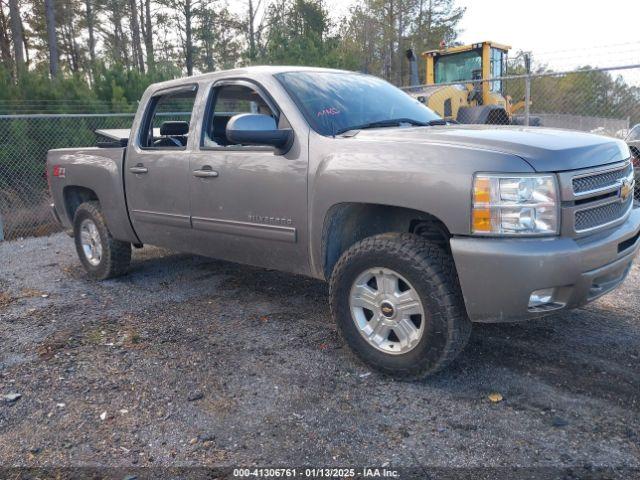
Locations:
47;147;140;244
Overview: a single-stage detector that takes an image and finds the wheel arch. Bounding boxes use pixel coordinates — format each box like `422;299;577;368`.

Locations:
320;202;451;280
63;185;99;224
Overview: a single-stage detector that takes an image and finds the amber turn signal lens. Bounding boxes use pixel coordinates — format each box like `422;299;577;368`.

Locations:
472;208;492;232
473;177;491;204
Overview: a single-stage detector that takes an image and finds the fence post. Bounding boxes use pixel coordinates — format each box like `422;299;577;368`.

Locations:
524;74;531;127
0;213;4;241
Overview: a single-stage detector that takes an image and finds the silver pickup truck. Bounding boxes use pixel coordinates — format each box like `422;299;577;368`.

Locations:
47;66;640;378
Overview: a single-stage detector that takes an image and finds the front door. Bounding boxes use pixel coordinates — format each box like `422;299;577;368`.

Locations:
188;80;309;274
125;85;197;250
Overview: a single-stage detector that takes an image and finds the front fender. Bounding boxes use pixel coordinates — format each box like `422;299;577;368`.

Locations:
307;134;534;277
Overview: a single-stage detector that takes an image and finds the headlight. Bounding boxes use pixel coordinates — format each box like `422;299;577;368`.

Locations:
472;174;559;236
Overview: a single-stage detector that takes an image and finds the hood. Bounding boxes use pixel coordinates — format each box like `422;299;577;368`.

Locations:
351;125;630;172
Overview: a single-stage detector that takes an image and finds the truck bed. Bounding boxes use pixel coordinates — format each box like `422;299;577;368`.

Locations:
95;129;130;147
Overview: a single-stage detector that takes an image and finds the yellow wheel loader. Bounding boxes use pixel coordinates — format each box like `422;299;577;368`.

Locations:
406;41;532;125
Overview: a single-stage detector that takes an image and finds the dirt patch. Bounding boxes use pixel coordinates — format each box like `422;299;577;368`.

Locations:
36;330;76;359
0;291;15;309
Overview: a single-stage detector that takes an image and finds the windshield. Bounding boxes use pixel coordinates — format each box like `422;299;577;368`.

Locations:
275;71;441;137
434;49;482;83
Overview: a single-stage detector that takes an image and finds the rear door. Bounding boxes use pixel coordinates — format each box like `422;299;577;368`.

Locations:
125;85;197;249
188;79;309;274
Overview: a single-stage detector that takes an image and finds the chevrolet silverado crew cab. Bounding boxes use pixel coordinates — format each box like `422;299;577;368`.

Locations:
47;66;640;378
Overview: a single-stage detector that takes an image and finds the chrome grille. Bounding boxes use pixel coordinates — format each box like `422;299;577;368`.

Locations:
573;162;633;195
575;195;633;232
558;160;636;236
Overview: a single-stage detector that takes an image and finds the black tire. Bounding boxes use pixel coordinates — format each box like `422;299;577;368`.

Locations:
329;232;471;379
73;201;131;280
530;116;542;127
511;115;542;127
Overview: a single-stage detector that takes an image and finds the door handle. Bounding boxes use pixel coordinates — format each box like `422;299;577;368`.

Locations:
193;167;219;178
129;164;148;174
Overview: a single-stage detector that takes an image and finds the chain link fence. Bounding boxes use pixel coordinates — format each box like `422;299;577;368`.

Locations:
404;64;640;133
1;65;639;240
0;114;135;240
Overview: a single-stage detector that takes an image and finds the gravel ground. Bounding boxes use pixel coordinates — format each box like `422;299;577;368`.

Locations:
1;233;639;471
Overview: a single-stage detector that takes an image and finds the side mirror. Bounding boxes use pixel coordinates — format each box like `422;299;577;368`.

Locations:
226;114;293;150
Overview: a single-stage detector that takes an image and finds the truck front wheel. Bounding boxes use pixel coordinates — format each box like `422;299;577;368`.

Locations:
329;233;471;378
73;201;131;280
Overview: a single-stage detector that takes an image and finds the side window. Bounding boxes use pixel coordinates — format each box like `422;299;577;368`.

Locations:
490;48;504;93
139;87;197;149
202;84;280;148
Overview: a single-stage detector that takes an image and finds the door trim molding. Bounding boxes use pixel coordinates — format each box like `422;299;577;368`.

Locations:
131;209;191;228
192;216;297;243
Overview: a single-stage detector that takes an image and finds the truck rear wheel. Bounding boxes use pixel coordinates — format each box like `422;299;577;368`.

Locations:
73;201;131;280
329;233;471;378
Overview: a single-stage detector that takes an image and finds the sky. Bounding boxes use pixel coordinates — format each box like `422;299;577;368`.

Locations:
453;0;640;71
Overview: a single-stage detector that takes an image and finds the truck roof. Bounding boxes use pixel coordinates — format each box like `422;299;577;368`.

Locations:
149;65;355;91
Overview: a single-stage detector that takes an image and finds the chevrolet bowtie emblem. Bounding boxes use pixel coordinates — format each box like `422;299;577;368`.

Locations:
620;178;633;202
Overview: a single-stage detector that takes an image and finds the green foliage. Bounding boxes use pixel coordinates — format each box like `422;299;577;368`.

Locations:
1;0;638;124
91;63;180;110
0;62;181;114
261;0;344;68
0;0;470;111
338;0;465;84
0;65;100;113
